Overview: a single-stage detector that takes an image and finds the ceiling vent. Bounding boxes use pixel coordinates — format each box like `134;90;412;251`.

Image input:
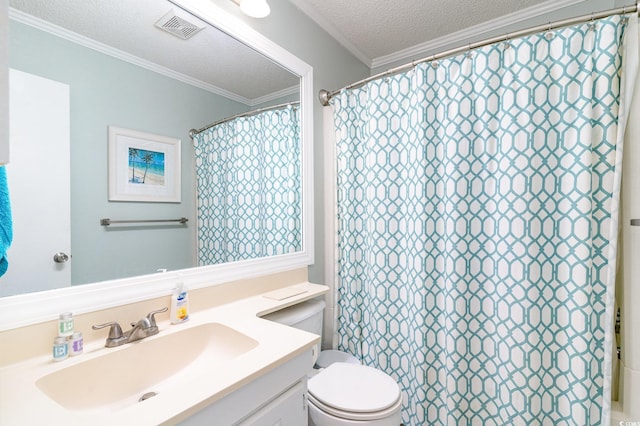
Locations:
155;10;204;40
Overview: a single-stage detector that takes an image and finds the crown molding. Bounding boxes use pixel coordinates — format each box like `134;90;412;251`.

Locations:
250;84;299;106
371;0;587;69
9;8;255;105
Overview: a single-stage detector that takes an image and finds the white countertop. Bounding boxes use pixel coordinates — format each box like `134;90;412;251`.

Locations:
0;282;328;425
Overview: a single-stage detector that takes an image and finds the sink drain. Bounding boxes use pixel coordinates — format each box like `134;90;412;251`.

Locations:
138;391;158;402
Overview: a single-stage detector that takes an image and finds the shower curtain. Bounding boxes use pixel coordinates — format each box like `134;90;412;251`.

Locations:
331;15;638;425
192;105;301;264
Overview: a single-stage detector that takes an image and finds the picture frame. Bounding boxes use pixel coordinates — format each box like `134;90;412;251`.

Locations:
108;126;181;202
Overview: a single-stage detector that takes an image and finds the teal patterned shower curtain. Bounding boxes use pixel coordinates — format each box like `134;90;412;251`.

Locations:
332;15;637;425
193;105;301;264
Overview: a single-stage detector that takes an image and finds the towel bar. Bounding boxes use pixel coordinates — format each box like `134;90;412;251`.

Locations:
100;217;188;226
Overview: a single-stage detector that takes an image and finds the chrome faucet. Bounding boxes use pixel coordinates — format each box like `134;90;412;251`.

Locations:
92;307;168;348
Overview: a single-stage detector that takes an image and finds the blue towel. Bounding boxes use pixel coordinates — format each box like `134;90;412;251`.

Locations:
0;166;12;277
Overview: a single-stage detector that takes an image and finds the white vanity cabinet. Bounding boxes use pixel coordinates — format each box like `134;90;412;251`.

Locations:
237;379;307;426
177;350;311;426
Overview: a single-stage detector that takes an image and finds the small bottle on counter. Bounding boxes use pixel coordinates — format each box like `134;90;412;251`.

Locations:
58;312;74;337
53;336;68;361
69;331;83;356
170;282;190;324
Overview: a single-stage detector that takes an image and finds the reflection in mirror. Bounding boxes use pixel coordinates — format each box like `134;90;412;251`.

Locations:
1;0;302;297
191;102;301;265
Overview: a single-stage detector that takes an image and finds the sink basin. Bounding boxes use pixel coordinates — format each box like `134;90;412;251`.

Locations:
36;322;258;411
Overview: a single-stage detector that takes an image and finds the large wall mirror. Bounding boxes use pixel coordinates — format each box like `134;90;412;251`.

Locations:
0;0;313;329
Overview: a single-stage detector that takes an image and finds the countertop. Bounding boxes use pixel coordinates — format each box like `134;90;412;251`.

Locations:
0;281;328;425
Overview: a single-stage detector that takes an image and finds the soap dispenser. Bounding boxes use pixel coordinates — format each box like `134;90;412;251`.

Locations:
170;282;190;324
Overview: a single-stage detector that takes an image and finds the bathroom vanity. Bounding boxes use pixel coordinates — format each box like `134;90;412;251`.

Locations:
181;351;310;425
0;281;328;425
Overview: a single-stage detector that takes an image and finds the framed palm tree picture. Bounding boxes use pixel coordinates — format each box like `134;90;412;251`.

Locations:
108;126;181;202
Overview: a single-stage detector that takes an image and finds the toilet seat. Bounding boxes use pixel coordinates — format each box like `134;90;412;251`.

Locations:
308;392;402;421
307;362;402;421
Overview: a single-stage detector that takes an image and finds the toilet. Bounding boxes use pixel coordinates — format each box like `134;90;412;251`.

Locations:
262;298;402;426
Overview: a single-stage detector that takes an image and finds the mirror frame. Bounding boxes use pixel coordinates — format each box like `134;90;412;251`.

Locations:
0;0;314;331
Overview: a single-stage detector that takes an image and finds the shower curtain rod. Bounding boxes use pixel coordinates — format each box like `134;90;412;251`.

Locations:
318;2;639;106
189;100;300;138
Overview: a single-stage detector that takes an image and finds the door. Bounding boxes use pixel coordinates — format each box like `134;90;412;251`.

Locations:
0;69;71;296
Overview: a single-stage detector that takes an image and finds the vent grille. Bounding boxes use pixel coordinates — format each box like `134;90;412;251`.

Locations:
155;10;204;40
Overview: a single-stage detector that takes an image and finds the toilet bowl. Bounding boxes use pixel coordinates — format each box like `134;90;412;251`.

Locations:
262;298;402;426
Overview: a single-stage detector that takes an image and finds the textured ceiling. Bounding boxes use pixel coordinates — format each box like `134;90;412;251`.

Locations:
9;0;596;101
288;0;583;67
300;0;550;58
9;0;299;104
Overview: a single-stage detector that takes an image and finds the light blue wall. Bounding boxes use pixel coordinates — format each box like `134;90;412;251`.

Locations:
9;21;249;285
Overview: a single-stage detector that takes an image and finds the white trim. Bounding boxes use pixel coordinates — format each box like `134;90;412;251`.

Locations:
372;0;587;69
250;84;300;106
9;8;253;105
0;251;313;331
300;65;315;277
286;0;372;68
0;0;314;331
322;105;339;350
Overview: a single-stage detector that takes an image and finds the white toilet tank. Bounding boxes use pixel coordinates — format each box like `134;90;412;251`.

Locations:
262;298;325;336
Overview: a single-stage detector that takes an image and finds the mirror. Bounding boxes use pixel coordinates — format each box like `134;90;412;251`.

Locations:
0;0;313;325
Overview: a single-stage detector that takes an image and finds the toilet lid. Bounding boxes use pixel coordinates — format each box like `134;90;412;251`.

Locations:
308;362;401;413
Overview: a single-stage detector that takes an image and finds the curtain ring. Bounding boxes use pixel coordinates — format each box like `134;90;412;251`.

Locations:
429;54;438;69
621;6;630;24
503;33;511;49
545;22;554;39
587;12;596;31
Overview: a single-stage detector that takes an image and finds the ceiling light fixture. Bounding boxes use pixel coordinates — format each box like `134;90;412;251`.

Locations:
239;0;271;18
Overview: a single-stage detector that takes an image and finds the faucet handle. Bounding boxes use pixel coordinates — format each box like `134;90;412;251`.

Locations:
92;321;126;347
146;307;168;327
92;321;123;338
